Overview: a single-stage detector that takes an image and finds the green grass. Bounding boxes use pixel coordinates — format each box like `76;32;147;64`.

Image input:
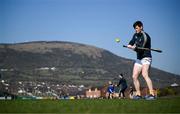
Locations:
0;97;180;113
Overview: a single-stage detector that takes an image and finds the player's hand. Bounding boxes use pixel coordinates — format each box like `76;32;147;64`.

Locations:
127;45;136;50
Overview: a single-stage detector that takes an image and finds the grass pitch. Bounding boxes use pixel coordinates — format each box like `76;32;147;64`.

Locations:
0;97;180;113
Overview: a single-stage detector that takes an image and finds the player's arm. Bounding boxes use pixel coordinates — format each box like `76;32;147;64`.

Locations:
127;34;137;50
117;79;122;87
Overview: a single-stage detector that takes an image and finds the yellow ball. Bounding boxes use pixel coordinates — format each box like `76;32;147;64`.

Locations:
115;38;120;43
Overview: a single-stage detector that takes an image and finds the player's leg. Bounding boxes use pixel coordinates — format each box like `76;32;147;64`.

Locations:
132;62;142;96
121;89;125;98
141;58;154;96
142;64;154;95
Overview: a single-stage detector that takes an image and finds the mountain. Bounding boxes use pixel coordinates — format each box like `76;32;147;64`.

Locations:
0;41;180;88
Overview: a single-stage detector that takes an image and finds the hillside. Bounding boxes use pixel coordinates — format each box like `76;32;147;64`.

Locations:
0;41;180;88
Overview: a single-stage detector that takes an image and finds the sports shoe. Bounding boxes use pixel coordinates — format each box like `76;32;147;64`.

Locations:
132;95;142;100
145;94;156;100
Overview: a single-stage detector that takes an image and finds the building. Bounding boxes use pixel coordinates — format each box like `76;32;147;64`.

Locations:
86;88;101;98
140;87;158;97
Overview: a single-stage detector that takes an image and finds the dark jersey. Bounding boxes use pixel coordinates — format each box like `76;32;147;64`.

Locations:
129;31;152;60
117;78;127;89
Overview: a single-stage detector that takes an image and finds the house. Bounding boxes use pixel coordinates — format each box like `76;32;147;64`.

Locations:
85;88;101;98
171;83;179;87
140;87;158;96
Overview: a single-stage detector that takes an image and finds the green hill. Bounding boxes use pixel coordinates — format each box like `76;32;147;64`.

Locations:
0;41;180;87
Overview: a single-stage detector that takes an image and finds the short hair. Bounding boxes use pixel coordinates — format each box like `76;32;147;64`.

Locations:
109;81;112;84
133;21;143;29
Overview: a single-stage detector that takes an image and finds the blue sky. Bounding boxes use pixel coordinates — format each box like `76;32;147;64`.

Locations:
0;0;180;75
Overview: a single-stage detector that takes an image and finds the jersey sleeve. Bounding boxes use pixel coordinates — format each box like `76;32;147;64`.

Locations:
128;34;136;46
117;79;122;86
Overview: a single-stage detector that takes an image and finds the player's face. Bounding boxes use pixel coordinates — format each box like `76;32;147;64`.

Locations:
135;26;143;33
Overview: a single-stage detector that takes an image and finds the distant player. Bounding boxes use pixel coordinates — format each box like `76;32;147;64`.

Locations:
107;81;114;99
129;85;134;99
116;74;127;99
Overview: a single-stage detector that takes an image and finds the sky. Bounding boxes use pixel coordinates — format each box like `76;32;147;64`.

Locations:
0;0;180;75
